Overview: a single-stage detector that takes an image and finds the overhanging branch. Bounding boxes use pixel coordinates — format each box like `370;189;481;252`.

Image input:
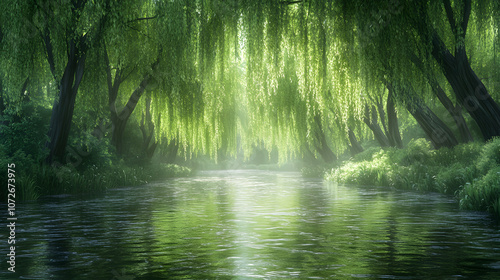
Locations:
280;1;302;5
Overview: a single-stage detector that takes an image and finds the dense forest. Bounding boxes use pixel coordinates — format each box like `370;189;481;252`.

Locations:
1;0;500;215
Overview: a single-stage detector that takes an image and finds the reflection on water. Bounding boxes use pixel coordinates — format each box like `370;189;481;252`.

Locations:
1;170;500;279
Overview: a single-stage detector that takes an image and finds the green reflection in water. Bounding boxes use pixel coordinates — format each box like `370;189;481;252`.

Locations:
4;170;500;280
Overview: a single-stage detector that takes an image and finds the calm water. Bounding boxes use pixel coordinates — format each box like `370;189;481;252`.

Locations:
2;170;500;279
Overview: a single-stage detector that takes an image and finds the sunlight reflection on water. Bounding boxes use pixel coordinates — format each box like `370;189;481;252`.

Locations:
1;170;500;279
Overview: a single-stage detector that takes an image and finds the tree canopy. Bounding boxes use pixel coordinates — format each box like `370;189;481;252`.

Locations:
2;0;500;164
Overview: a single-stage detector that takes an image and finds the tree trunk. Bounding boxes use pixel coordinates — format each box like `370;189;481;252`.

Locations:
427;0;500;141
313;114;337;163
410;53;474;143
363;104;391;148
105;45;160;155
44;1;104;164
347;127;364;156
46;39;87;164
386;87;403;148
432;38;500;141
400;85;458;149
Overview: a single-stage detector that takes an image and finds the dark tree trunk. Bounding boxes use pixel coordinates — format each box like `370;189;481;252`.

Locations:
363;104;391;148
428;0;500;141
400;85;458;149
432;36;500;141
410;53;474;143
313;114;337;163
46;39;87;164
44;1;104;164
347;127;363;156
386;87;403;148
105;45;160;155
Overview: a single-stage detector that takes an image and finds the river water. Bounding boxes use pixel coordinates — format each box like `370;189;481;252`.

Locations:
2;170;500;279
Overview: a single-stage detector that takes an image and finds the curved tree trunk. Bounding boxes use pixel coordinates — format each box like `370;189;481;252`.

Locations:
44;1;105;164
46;39;87;164
363;104;391;148
105;45;160;155
347;126;364;156
399;85;458;149
410;53;474;143
313;114;337;163
428;0;500;140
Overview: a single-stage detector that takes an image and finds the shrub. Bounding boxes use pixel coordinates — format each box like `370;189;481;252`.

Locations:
353;146;382;162
458;166;500;215
399;138;434;166
434;163;476;194
476;137;500;175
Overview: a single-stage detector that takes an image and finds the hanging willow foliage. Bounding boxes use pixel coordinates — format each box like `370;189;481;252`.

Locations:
3;0;500;161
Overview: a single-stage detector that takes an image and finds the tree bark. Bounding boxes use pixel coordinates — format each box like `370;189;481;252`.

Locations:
45;0;104;164
46;38;88;164
313;114;337;163
410;53;473;143
399;85;458;149
428;0;500;141
105;44;160;155
347;126;363;156
363;104;391;148
386;86;403;148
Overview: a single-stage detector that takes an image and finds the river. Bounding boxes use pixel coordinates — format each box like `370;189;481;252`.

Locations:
2;170;500;279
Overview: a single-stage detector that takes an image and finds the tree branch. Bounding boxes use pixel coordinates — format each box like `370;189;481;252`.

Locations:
127;16;157;23
443;0;457;34
460;0;471;38
41;27;57;80
280;1;302;5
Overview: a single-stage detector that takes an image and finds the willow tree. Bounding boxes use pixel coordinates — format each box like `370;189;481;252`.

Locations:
238;1;369;161
2;0;113;164
98;0;161;155
337;0;500;142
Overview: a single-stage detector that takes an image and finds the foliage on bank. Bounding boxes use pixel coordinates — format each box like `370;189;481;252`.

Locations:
324;138;500;217
0;103;192;202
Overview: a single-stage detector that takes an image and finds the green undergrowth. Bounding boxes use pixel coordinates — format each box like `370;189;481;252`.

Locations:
325;138;500;217
0;102;193;202
0;162;192;201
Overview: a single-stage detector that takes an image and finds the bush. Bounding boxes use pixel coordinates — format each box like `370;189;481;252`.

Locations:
399;138;434;166
434;163;476;194
476;137;500;174
353;146;382;162
324;137;500;217
458;166;500;215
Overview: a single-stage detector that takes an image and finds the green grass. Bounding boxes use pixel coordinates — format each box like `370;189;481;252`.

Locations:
325;137;500;217
1;162;193;201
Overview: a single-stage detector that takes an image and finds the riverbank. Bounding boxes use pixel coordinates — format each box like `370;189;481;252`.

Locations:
323;138;500;217
1;162;192;201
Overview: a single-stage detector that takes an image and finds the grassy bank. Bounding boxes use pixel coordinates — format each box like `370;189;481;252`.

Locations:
323;138;500;217
1;162;192;201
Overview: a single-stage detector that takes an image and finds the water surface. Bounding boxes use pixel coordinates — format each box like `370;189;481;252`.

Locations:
2;170;500;279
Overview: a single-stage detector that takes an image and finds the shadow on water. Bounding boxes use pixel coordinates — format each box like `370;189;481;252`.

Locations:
1;170;500;279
